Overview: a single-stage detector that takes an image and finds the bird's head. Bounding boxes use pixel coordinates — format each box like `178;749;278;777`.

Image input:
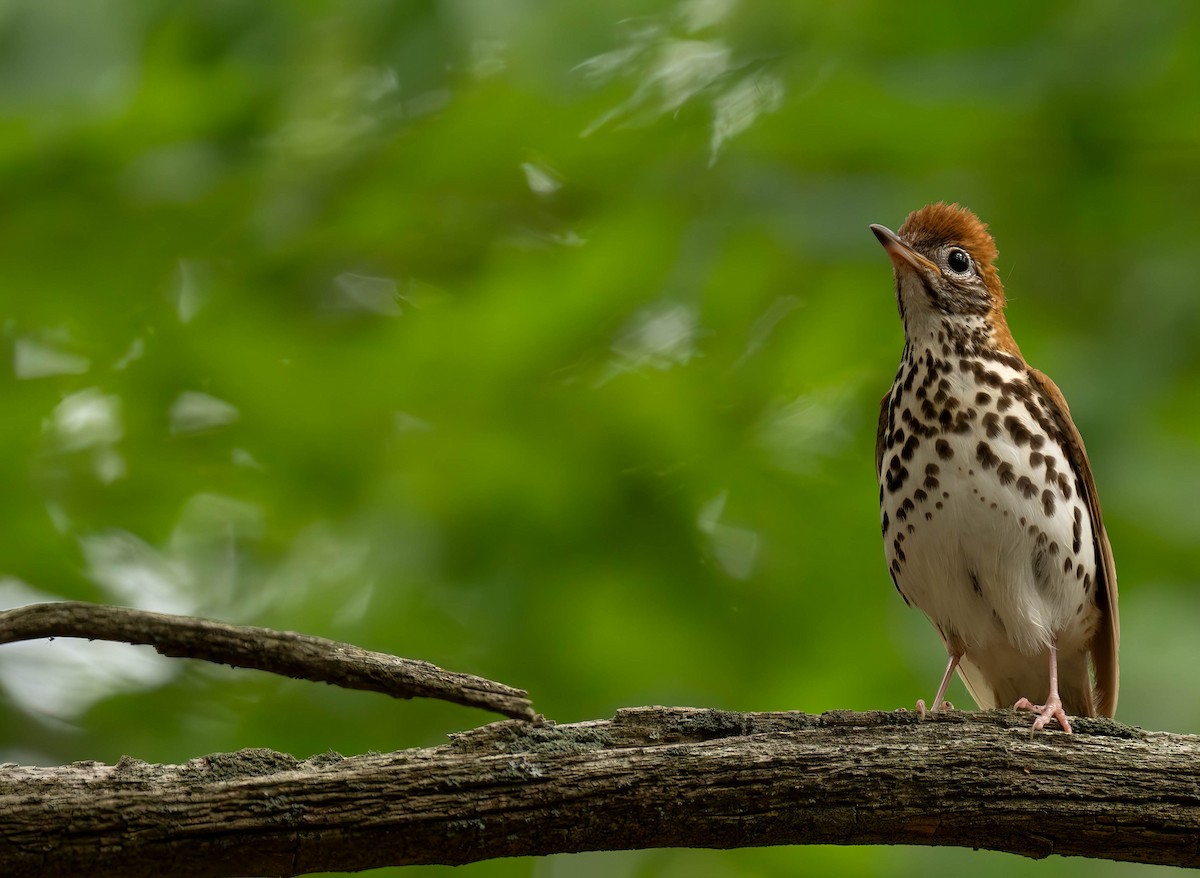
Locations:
870;202;1016;352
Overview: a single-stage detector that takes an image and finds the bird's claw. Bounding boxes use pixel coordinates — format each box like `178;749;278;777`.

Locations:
914;698;954;720
1014;696;1073;734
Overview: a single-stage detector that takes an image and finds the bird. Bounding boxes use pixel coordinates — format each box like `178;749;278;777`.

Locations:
869;203;1119;733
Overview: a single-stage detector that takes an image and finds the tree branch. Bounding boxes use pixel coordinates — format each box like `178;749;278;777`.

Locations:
0;602;533;721
2;706;1196;878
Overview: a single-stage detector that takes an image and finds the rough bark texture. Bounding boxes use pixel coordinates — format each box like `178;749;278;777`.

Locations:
0;602;533;720
2;706;1197;878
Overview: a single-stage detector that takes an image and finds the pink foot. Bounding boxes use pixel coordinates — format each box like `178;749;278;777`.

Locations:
1013;641;1074;733
915;698;954;719
1014;696;1072;734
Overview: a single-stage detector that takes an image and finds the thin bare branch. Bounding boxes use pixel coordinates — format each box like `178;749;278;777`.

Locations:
0;601;534;720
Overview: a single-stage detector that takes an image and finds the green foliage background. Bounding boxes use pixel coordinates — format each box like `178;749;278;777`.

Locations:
2;1;1198;875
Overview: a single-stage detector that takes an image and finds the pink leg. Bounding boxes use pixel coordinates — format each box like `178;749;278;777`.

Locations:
916;652;960;718
1014;641;1073;734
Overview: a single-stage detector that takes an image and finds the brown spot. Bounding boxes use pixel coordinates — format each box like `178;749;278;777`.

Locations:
997;394;1013;413
936;439;953;459
914;488;928;503
1057;473;1073;500
881;512;889;535
1005;380;1033;401
996;461;1014;486
976;441;999;470
1072;508;1082;554
983;411;1001;438
1016;476;1037;499
1041;489;1055;517
935;501;943;509
1076;562;1085;579
901;434;920;461
891;559;901;576
1029;450;1044;468
1005;416;1031;445
975;391;991;405
1032;550;1049;588
969;571;982;596
1063;557;1073;574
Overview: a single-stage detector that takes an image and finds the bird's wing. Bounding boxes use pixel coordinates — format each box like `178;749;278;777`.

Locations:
1028;369;1119;717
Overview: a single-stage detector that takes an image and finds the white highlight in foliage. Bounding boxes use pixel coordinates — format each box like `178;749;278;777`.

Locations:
174;259;207;323
710;72;784;163
680;0;738;31
583;39;731;137
231;448;264;469
521;162;561;196
80;530;197;616
698;490;759;580
394;411;433;433
756;387;854;475
92;446;127;484
169;391;240;434
577;0;782;159
112;337;145;370
50;388;123;451
332;272;403;316
610;302;699;373
14;339;90;378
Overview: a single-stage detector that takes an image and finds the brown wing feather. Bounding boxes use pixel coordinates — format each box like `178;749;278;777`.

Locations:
1027;369;1120;717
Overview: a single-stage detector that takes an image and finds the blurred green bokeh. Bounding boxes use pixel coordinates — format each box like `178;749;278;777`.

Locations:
2;1;1197;876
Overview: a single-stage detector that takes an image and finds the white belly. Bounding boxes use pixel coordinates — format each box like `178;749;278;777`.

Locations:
880;352;1100;666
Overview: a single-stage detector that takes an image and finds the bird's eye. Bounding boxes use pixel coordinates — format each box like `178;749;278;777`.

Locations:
947;248;972;275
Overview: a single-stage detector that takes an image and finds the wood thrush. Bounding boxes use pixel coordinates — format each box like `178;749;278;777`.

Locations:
870;203;1119;733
